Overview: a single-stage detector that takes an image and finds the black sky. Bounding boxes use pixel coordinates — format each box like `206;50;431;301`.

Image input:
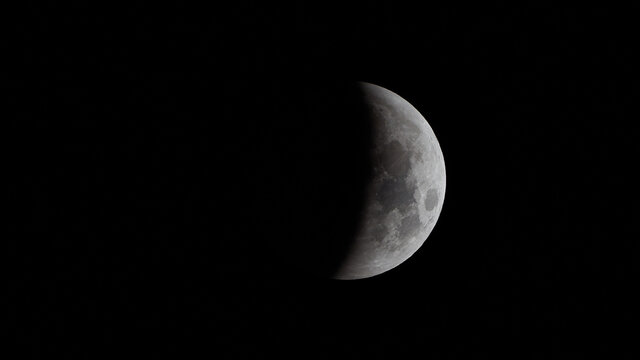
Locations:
9;2;637;358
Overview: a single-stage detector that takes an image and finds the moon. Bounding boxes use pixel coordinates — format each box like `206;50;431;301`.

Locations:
333;82;446;280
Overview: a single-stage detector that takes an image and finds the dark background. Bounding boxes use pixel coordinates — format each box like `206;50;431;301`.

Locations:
8;2;637;357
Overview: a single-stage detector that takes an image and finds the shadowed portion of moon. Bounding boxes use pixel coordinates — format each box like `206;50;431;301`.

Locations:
331;82;446;280
261;80;375;279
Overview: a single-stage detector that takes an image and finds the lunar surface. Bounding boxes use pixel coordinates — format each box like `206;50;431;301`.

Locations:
333;82;446;280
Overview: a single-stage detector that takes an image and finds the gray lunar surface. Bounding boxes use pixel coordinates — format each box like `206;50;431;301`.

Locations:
333;82;446;280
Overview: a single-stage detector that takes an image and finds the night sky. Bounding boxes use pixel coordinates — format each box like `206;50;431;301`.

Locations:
9;3;637;357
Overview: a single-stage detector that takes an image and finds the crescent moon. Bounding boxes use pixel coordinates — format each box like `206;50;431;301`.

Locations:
333;82;446;280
